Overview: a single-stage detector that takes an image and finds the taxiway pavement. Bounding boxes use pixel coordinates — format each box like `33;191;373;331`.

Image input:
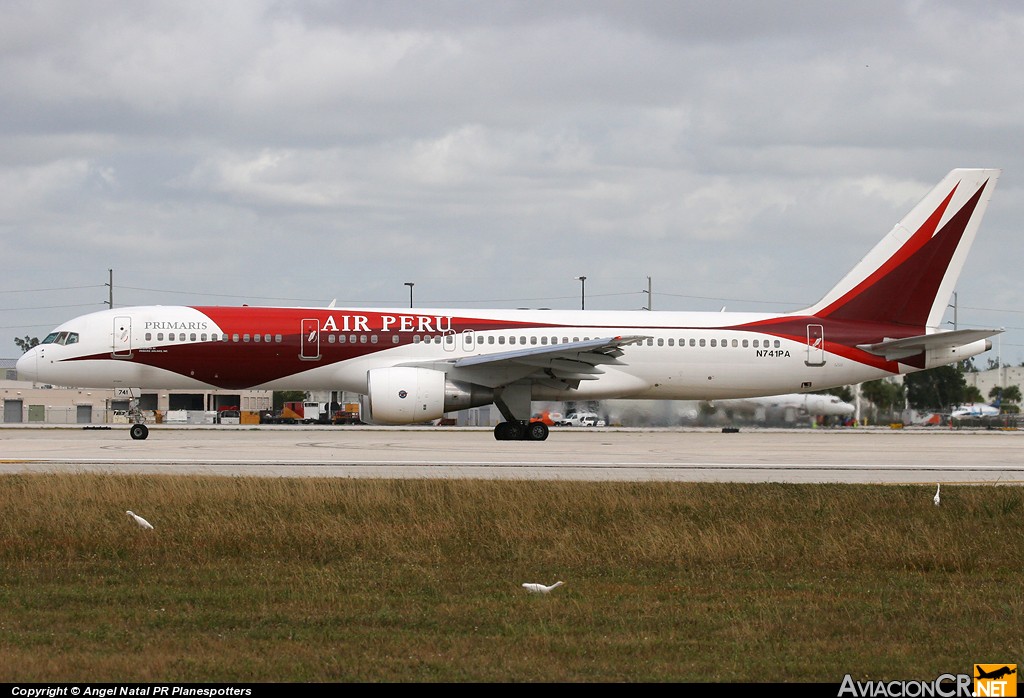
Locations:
1;425;1022;484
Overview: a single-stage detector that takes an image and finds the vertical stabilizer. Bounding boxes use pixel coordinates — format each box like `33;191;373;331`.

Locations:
803;169;1000;332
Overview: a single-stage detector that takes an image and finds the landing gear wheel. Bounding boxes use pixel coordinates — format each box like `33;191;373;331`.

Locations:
526;421;549;441
129;423;149;440
495;420;546;441
505;421;524;440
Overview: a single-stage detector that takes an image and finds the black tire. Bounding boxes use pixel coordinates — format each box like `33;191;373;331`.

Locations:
129;424;149;440
494;422;511;440
527;421;549;441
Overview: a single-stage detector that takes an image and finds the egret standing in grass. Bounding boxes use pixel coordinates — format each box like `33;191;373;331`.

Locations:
126;510;154;529
522;581;563;594
933;484;941;507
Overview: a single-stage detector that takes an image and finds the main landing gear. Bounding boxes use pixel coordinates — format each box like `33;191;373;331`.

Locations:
494;420;549;441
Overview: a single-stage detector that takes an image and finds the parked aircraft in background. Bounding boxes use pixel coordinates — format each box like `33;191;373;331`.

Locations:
710;393;855;423
950;401;1001;418
17;169;1002;441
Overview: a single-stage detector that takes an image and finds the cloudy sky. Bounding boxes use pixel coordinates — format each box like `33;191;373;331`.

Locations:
3;1;1023;367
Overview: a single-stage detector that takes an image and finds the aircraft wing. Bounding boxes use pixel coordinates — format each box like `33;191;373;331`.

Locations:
401;335;650;389
856;328;1003;362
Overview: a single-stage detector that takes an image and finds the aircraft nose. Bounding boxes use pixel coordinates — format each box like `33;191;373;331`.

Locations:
16;349;36;382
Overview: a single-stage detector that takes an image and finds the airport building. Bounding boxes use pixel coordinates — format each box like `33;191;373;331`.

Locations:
1;358;271;425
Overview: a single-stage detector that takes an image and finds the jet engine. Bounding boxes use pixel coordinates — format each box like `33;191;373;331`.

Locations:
361;367;493;424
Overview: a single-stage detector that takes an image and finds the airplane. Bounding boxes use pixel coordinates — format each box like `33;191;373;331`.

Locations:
975;666;1016;681
710;393;855;423
17;168;1003;442
951;401;1001;418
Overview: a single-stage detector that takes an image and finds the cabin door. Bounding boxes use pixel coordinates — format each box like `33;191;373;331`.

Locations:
300;318;321;360
805;324;825;367
113;316;132;357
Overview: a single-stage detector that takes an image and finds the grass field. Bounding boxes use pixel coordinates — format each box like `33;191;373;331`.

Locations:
0;474;1020;682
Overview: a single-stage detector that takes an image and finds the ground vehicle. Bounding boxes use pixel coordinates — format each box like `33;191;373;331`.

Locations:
556;412;601;427
218;409;240;425
261;400;363;425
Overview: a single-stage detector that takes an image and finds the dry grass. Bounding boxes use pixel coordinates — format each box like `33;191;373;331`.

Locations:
0;474;1021;682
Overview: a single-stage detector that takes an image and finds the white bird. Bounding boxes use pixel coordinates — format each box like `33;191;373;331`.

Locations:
522;581;564;594
126;510;154;529
933;484;941;506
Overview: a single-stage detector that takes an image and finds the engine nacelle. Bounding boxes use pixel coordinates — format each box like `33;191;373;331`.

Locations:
361;367;493;425
925;339;991;369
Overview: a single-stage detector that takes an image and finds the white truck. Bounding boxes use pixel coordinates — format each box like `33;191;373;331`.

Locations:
556;411;602;427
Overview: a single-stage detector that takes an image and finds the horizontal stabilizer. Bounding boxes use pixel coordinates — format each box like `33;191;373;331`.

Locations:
857;328;1003;361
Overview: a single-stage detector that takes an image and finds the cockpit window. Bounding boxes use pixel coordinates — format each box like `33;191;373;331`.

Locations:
41;331;81;346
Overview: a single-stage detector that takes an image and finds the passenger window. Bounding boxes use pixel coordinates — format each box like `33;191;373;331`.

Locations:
710;339;717;347
191;333;197;342
232;334;239;342
498;336;506;345
275;334;282;343
699;339;706;347
742;339;748;347
146;333;152;341
371;335;378;344
392;335;399;344
327;335;335;344
530;336;537;345
732;339;738;348
265;334;271;343
243;334;250;343
541;337;548;345
361;335;368;344
254;334;261;343
200;333;207;341
774;340;781;348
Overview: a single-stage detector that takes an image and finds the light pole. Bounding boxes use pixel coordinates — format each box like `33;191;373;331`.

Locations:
405;282;414;308
576;276;586;310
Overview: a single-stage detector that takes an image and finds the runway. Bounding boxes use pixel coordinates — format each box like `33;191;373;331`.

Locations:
1;424;1023;483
